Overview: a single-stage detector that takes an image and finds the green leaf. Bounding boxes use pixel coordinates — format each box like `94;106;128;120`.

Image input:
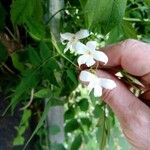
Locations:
11;53;25;72
65;108;75;120
145;0;150;6
84;0;127;33
6;70;40;112
25;18;46;40
13;109;31;145
79;0;88;8
0;2;6;30
46;58;60;70
21;109;32;124
80;117;91;129
42;68;59;86
0;42;8;63
10;0;34;25
122;21;137;38
32;0;43;22
93;104;103;118
66;69;78;85
106;25;123;44
28;46;41;66
39;42;51;60
78;98;89;111
23;99;52;150
13;136;25;146
65;119;80;133
70;134;82;150
34;88;51;98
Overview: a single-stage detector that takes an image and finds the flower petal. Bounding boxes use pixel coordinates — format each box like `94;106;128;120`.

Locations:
64;42;72;53
75;42;87;54
77;54;89;66
87;81;95;93
94;85;102;97
86;56;96;67
79;70;96;82
93;51;108;64
75;29;90;39
100;78;116;90
86;41;97;51
60;33;74;41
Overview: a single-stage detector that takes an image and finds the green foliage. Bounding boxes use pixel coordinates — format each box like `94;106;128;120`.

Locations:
78;98;89;111
11;0;35;25
0;0;149;149
65;119;80;133
84;0;127;33
28;46;41;66
34;88;51;98
25;18;46;40
13;109;31;145
9;70;40;111
11;53;25;72
70;134;82;150
23;99;52;150
145;0;150;6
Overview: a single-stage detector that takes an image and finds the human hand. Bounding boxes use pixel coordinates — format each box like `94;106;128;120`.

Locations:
84;39;150;150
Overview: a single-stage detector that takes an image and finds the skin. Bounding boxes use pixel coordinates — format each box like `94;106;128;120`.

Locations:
85;39;150;150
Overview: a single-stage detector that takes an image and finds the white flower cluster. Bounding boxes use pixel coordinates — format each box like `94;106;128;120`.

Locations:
60;29;116;97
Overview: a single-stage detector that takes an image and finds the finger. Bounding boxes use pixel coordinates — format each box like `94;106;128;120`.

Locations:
141;72;150;87
95;70;150;126
101;39;150;76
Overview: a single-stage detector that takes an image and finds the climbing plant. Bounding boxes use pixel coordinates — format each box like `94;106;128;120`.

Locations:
0;0;150;149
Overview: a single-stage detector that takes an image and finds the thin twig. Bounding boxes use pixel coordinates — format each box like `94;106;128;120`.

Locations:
5;27;18;41
2;63;15;74
46;8;65;25
20;88;34;111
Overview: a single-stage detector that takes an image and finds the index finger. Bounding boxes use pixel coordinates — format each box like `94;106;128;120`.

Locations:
102;39;150;76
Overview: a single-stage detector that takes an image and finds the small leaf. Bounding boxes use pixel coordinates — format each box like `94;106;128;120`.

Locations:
65;119;80;133
21;109;32;124
78;98;89;111
11;53;25;72
70;134;82;150
65;108;75;120
80;117;92;129
34;88;51;98
13;136;25;146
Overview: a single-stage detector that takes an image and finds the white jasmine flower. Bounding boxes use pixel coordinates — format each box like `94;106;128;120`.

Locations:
60;29;90;53
79;70;116;97
76;41;108;67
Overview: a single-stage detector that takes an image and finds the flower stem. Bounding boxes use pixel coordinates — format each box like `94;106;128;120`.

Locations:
51;33;79;68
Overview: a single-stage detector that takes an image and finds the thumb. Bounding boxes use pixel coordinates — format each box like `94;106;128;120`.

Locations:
96;70;150;125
